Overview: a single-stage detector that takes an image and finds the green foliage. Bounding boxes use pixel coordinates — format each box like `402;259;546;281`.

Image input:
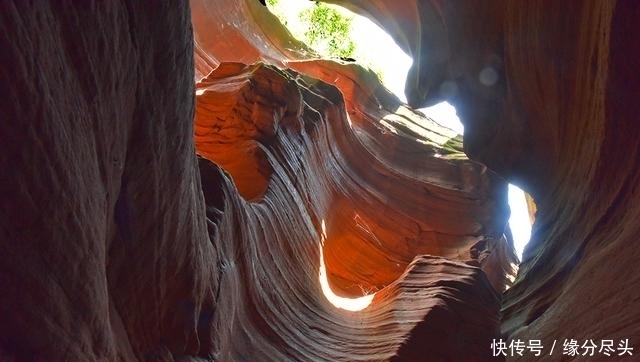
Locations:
299;2;356;58
266;0;278;7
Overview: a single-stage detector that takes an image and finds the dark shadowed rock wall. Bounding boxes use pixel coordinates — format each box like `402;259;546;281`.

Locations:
0;2;214;361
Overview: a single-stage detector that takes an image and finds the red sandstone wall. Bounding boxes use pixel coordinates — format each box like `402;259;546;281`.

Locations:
1;0;637;361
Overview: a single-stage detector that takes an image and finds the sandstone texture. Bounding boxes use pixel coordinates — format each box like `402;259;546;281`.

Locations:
1;1;638;362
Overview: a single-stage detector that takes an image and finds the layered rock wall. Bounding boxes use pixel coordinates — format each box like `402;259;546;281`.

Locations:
1;0;638;361
1;0;514;360
342;1;640;360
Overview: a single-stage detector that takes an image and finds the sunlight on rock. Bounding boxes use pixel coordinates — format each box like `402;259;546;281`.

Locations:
319;220;374;311
269;0;531;271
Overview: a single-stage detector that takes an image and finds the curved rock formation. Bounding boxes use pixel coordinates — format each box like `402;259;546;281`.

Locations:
333;1;640;361
192;57;511;360
1;0;638;361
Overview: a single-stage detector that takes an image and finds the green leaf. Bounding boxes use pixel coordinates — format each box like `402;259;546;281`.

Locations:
298;3;355;58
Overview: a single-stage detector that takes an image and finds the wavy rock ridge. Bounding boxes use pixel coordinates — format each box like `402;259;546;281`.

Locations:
335;1;639;361
1;0;638;362
193;58;510;361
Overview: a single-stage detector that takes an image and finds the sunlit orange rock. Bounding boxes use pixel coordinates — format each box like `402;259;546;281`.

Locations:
329;1;640;361
192;59;511;360
1;0;638;361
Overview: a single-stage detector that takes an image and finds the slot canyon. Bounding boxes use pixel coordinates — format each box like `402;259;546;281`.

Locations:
0;1;638;361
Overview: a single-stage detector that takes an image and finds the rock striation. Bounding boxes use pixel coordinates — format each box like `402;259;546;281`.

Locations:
1;0;638;362
328;1;640;361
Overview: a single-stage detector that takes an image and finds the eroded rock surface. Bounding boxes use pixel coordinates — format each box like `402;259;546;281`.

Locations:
0;0;513;361
336;1;640;361
2;0;637;361
0;2;214;361
195;58;516;360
